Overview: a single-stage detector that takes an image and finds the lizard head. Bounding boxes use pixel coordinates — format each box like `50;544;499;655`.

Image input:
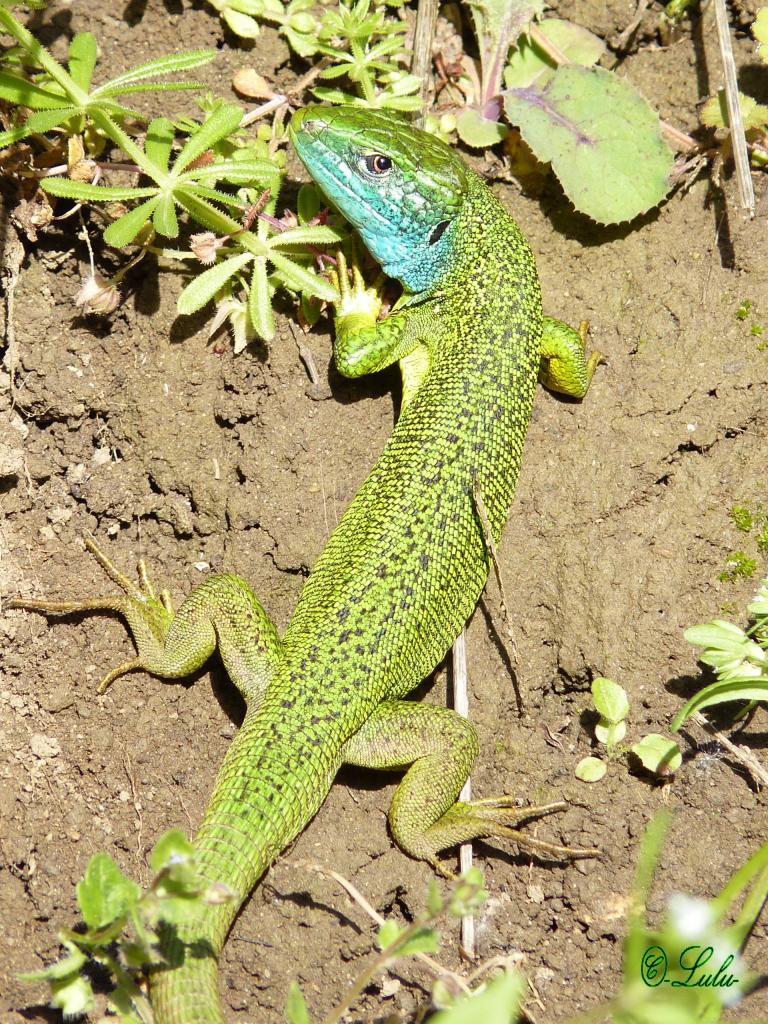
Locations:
289;105;472;293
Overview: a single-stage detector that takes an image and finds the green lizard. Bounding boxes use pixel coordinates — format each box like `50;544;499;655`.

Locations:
12;106;600;1023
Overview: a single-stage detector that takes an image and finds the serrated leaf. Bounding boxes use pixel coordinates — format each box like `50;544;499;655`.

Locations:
591;677;629;724
178;158;277;185
178;251;253;315
631;734;682;775
269;225;344;249
456;108;509;148
431;970;526;1024
504;19;605;90
269;250;337;301
377;919;402;950
173;103;244;175
76;852;140;930
145;117;175;172
96;50;216;92
42;178;158;202
0;107;74;148
149;829;195;873
504;65;674;224
701;89;768;131
153;193;179;237
286;980;310;1024
104;196;161;247
248;257;275;343
0;71;71;109
68;32;97;90
297;184;321;224
575;756;607;782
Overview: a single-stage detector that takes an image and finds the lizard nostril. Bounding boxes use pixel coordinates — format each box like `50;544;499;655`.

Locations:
303;119;327;135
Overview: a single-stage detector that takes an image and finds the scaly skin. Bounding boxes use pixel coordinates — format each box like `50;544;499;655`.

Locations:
11;107;599;1022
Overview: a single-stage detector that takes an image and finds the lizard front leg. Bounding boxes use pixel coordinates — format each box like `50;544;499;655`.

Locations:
331;251;434;387
342;700;597;874
9;537;282;709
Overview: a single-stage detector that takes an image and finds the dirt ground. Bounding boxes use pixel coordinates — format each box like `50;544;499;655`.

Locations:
1;0;767;1021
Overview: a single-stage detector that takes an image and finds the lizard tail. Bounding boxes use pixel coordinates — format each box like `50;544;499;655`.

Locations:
149;707;342;1023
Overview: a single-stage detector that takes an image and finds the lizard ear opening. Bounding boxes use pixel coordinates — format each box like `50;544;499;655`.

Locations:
429;220;450;246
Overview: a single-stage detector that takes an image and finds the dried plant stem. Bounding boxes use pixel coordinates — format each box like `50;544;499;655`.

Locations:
712;0;755;214
412;0;439;125
451;629;476;958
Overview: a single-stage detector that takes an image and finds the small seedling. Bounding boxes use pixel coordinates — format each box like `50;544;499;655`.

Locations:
672;577;768;731
719;550;757;583
284;867;524;1024
20;830;229;1022
576;677;682;782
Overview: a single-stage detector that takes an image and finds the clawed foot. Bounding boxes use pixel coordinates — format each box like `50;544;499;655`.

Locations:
9;537;174;694
329;249;384;325
428;797;599;877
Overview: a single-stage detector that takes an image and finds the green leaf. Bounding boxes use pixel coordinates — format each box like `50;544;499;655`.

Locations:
149;829;195;873
392;925;439;957
285;980;310;1024
104;196;162;247
96;50;217;92
0;107;74;148
431;971;526;1024
153;193;179;237
672;680;768;731
68;32;97;90
173;103;244;174
42;178;158;202
377;919;402;951
456;108;509;148
76;852;141;930
466;0;545;99
575;756;607;782
20;941;87;982
701;89;768;131
631;734;682;775
754;8;768;63
591;677;629;724
145;117;176;172
0;71;71;109
269;250;337;301
504;19;605;90
177;158;277;185
223;8;262;37
269;225;345;249
297;184;321;224
426;878;444;916
178;251;254;315
504;65;674;224
248;257;275;343
50;974;95;1017
594;717;626;746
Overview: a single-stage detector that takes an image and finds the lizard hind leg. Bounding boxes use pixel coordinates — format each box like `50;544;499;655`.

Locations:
9;537;282;707
342;700;597;874
539;316;604;399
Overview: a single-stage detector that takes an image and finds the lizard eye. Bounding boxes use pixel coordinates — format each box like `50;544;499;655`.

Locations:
361;153;392;176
